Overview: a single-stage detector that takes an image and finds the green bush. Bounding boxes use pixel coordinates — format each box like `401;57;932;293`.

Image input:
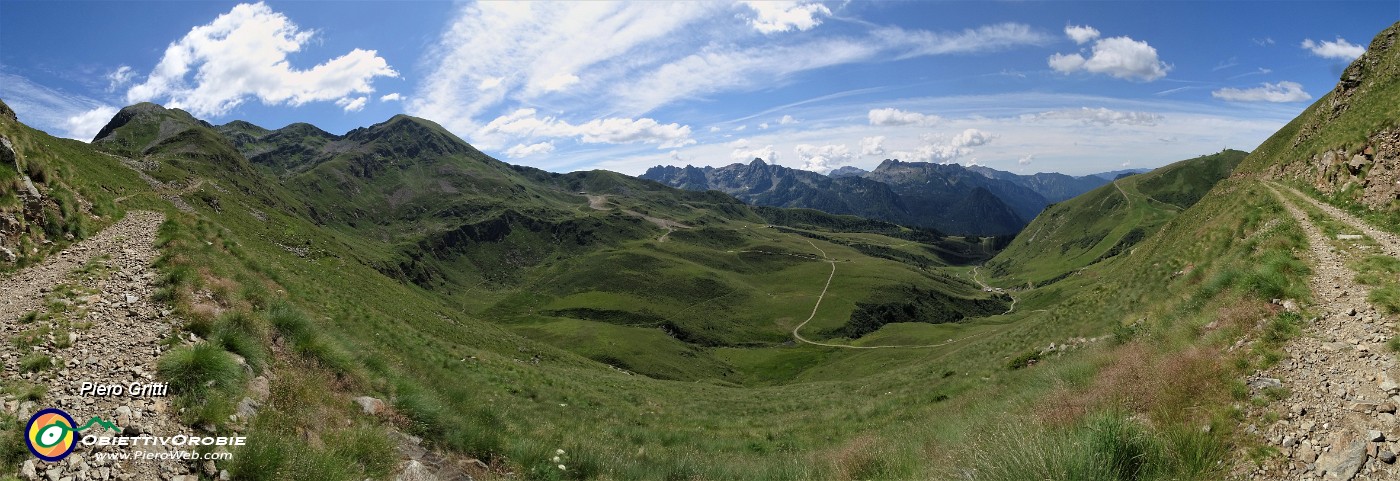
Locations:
158;343;242;395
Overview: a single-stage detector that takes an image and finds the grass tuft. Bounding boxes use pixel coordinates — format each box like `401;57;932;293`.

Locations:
158;343;242;395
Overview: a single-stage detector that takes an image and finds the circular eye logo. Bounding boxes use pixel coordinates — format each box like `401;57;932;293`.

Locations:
25;408;78;462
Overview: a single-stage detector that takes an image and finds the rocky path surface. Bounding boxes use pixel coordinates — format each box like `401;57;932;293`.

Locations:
1;211;205;480
1248;184;1399;480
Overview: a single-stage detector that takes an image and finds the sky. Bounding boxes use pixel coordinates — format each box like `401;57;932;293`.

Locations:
1;1;1396;176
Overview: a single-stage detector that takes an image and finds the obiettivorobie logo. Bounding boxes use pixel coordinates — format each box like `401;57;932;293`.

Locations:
25;408;121;462
24;406;248;462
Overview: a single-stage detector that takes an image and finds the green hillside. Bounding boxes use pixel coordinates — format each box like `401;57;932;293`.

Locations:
0;95;1294;481
986;149;1247;287
3;21;1396;481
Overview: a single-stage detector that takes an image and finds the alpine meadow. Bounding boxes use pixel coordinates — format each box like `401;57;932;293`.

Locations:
1;2;1399;481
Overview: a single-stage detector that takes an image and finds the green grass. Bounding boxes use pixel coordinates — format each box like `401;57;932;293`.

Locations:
967;411;1227;481
19;353;52;373
158;343;242;394
987;150;1246;287
2;87;1336;480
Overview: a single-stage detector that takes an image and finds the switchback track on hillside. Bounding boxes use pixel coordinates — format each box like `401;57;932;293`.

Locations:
1244;182;1399;480
789;240;1000;350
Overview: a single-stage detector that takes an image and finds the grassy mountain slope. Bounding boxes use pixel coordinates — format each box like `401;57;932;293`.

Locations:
0;101;146;270
1247;22;1400;233
986;149;1247;287
7;21;1396;479
0;101;1316;481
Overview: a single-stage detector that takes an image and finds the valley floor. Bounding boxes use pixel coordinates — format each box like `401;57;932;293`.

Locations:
1237;183;1400;480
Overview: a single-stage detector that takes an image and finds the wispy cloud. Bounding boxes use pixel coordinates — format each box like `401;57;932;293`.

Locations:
480;108;694;149
0;71;113;140
1211;81;1311;103
1226;67;1272;80
1023;107;1163;126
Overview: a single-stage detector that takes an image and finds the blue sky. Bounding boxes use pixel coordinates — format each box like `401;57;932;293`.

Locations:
1;1;1395;176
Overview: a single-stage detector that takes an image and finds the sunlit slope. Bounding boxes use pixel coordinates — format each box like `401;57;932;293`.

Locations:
986;149;1246;287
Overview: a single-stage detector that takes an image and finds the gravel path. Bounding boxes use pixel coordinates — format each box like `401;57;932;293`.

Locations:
2;211;207;480
1245;184;1400;480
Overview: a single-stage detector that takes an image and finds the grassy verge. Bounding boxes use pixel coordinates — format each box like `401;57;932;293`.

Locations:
148;213;396;479
951;180;1311;480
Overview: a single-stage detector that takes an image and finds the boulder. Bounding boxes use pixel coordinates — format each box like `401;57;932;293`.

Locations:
1315;431;1367;480
354;396;386;415
1348;154;1370;175
396;460;437;481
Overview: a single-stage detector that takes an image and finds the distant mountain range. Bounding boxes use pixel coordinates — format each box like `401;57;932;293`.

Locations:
640;159;1126;236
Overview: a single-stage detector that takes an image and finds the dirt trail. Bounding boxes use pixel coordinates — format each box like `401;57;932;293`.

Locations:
582;194;686;242
787;240;997;350
1277;183;1400;258
1248;184;1399;480
2;211;206;481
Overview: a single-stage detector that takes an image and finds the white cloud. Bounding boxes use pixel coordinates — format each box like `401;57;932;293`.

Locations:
1301;37;1365;61
794;143;853;172
669;150;684;162
708;126;722;133
379;93;403;102
64;106;119;141
1064;24;1100;45
1048;35;1170;81
860;136;886;157
480;108;694;148
1211;81;1312;103
505;141;555;158
106;66;136;92
951;128;993;147
727;138;750;148
335;97;368;112
892;128;994;163
540;72;580;92
1025;107;1164;126
759;122;770;130
120;2;396;118
1252;37;1275;46
868;107;940;126
478;77;505;90
734;125;747;132
1018;154;1034;166
731;144;779;163
778;114;798;125
741;1;831;34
